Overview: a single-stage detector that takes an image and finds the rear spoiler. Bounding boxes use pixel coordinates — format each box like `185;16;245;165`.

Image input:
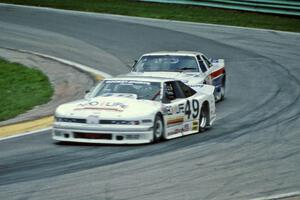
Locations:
210;59;225;69
191;84;215;96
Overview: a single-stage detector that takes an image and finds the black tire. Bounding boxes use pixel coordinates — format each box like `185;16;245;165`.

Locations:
199;106;209;132
152;114;164;143
220;76;226;101
215;76;226;102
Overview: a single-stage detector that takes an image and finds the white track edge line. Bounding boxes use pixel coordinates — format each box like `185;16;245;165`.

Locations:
249;191;300;200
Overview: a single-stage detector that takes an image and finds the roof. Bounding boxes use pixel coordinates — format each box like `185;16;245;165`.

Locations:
141;51;204;57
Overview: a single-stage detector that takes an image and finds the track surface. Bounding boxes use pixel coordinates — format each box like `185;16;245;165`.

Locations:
0;4;300;200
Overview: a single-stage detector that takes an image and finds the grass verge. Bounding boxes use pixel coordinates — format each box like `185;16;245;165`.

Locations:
0;0;299;32
0;58;53;121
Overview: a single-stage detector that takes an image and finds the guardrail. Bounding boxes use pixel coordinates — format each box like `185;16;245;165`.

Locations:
141;0;300;16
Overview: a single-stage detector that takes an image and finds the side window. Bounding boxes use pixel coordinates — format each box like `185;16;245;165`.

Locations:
196;55;207;73
163;81;185;101
164;82;176;101
177;81;196;98
202;55;212;68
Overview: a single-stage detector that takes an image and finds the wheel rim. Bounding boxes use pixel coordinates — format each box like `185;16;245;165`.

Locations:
199;110;207;128
154;119;163;139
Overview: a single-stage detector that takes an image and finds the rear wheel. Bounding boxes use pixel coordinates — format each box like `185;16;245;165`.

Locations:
152;114;164;142
199;106;209;132
220;76;226;101
215;79;225;102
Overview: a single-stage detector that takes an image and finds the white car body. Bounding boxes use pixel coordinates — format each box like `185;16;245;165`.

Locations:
52;76;216;144
128;51;226;101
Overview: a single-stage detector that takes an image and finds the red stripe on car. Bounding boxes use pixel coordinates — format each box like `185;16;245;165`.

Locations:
210;68;225;78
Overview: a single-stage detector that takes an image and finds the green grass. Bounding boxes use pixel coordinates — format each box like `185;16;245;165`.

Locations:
1;0;300;32
0;59;53;121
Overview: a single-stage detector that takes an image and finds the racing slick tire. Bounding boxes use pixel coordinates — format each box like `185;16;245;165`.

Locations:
152;114;164;143
215;77;226;102
199;104;209;133
220;76;226;101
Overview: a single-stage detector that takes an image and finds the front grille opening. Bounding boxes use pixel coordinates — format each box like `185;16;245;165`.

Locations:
57;118;86;123
100;120;139;125
73;132;112;140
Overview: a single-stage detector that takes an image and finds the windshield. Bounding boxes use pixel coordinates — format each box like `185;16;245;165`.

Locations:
133;55;199;72
94;80;161;101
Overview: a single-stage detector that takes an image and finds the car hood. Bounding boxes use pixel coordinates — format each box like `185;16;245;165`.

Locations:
126;72;205;84
55;96;161;119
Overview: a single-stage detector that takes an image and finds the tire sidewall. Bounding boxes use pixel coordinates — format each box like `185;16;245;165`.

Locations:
153;114;164;142
199;107;208;132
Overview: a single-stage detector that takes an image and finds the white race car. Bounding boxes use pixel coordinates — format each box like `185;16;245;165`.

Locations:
52;76;216;144
128;51;226;101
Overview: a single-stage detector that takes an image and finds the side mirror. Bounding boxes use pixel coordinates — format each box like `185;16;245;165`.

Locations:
132;60;137;69
84;92;92;100
84;86;95;99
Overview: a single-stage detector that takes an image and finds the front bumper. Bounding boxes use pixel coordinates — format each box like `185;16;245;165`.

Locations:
52;123;154;144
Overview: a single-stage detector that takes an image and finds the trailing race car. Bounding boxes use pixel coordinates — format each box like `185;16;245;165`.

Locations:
128;51;226;101
52;76;216;144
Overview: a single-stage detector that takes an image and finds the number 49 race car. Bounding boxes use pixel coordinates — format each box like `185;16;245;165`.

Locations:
52;76;216;144
128;51;226;101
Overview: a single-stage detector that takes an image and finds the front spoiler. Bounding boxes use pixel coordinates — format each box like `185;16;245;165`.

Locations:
52;127;154;144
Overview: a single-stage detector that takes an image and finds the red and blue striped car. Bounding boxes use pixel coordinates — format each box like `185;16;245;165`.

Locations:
127;51;226;101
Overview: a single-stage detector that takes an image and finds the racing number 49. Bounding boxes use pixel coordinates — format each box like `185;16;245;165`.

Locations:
185;99;200;119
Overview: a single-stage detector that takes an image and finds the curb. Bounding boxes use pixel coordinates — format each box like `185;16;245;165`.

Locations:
0;49;110;140
0;116;53;139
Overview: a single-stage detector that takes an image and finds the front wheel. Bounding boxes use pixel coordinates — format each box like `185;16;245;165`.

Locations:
152;114;164;143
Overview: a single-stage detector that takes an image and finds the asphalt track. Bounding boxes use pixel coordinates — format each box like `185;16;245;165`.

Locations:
0;4;300;200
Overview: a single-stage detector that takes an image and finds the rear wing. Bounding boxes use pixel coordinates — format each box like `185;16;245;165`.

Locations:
211;59;225;70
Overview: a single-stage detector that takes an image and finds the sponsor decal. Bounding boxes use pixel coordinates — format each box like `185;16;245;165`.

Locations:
192;120;199;131
167;117;184;127
163;104;184;115
164;99;200;118
74;101;128;112
168;124;190;136
192;121;199;131
75;107;124;112
192;120;198;126
184;124;189;131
